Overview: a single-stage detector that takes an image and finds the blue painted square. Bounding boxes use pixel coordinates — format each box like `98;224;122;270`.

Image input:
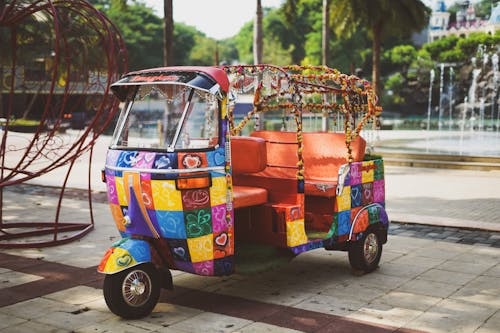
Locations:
156;210;186;239
337;210;351;236
116;151;138;168
214;256;234;275
207;147;226;167
152;153;178;180
167;238;191;262
350;184;363;208
118;239;151;263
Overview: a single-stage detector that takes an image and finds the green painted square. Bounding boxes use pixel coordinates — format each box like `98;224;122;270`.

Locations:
184;208;213;238
374;159;384;180
368;205;380;223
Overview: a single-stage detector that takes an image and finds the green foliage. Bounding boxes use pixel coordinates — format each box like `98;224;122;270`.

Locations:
423;35;459;59
383;72;406;106
92;0;163;69
388;45;417;69
385;72;405;91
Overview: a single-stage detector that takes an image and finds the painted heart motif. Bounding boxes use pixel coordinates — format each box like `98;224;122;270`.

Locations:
173;247;186;258
144;152;156;163
183;155;202;169
116;254;132;267
187;223;202;237
214;249;226;257
155;156;171;169
214;151;225;166
351;187;361;200
215;232;228;246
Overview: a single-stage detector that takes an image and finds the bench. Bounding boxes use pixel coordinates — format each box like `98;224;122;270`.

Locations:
230;136;268;208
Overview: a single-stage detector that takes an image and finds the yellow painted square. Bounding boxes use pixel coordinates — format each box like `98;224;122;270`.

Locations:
115;177;128;206
286;219;308;247
336;186;351;211
151;180;183;211
109;204;126;232
210;176;227;206
187;234;214;262
362;161;374;183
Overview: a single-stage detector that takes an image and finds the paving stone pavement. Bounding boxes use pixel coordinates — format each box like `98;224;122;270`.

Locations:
1;133;500;333
1;181;500;333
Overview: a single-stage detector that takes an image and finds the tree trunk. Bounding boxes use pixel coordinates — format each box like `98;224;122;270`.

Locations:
371;20;383;96
253;0;263;64
322;0;330;66
163;0;174;66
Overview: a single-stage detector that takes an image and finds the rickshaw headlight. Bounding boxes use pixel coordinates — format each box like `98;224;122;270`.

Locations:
123;215;132;227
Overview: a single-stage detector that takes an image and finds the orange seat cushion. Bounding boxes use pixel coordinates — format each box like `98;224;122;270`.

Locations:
231;136;267;174
233;185;268;209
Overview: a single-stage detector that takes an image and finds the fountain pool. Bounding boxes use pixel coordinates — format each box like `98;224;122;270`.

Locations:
372;130;500;157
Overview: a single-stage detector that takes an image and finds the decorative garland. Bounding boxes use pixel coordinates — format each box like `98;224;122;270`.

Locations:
222;64;382;180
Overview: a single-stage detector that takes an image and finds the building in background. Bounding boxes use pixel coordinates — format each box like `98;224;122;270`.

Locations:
428;0;500;42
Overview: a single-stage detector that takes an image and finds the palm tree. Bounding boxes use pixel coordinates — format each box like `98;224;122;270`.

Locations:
254;0;263;64
163;0;174;66
322;0;330;66
331;0;430;95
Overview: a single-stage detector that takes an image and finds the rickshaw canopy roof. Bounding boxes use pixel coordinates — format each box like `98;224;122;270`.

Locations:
111;66;229;101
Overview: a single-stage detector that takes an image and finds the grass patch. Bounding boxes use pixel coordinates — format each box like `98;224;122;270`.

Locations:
8;119;41;126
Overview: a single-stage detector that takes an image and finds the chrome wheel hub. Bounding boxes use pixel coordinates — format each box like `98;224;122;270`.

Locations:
363;233;379;264
122;270;151;307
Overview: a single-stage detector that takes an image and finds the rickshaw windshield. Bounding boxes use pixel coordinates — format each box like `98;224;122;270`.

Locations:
111;83;219;151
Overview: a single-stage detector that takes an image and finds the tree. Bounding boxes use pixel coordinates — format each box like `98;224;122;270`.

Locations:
322;0;330;66
254;0;263;64
163;0;173;66
92;0;163;69
330;0;430;95
282;0;321;64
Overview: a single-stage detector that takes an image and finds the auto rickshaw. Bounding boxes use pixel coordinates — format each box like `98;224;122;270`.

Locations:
98;65;389;319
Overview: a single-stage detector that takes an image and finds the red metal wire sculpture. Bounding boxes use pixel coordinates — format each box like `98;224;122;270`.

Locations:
0;0;127;247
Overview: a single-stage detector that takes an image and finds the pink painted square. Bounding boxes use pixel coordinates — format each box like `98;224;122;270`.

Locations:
212;204;232;233
373;180;385;203
193;260;214;276
105;175;119;204
349;162;362;185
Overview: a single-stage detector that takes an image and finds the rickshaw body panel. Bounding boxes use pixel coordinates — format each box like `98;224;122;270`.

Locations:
103;146;235;277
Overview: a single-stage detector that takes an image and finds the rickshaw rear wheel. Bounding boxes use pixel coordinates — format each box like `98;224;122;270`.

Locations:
348;228;382;273
103;263;160;319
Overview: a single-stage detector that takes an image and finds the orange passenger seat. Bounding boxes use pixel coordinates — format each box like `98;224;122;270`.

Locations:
230;136;268;208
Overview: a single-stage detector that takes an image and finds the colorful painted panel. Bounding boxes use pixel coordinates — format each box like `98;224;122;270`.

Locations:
105;146;234;276
327;159;389;244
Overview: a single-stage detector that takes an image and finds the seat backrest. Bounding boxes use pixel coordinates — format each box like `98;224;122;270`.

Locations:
250;131;298;178
230;136;267;174
303;132;366;180
250;131;366;180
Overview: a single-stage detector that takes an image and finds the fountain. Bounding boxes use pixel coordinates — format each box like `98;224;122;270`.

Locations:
492;53;499;131
377;46;500;159
448;67;454;131
438;63;445;131
426;69;435;132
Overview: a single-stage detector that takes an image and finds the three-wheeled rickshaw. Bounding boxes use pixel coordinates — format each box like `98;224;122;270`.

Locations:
98;65;389;319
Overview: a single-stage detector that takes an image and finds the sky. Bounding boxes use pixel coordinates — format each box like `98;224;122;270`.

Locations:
142;0;474;40
143;0;284;39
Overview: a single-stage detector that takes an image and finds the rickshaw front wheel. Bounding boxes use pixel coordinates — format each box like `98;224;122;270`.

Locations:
103;263;160;319
348;228;382;273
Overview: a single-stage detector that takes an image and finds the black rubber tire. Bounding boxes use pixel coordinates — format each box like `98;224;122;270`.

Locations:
103;263;160;319
348;229;383;273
